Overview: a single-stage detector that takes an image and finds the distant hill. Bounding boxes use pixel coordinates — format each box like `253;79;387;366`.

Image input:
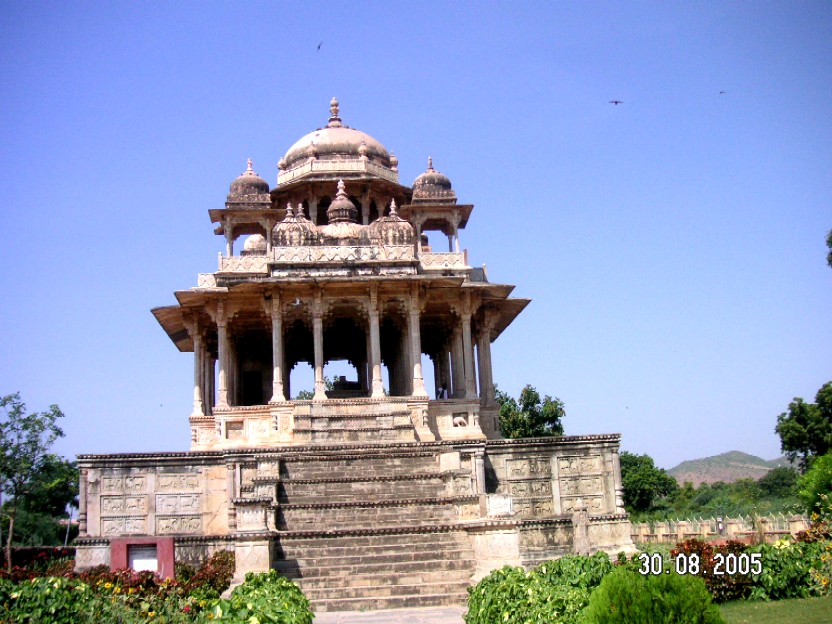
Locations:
667;451;794;486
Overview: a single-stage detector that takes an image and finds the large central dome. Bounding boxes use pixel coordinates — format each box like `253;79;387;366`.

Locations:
279;98;393;173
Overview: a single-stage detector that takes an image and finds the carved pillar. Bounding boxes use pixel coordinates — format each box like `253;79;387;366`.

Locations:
308;197;319;225
217;303;229;408
461;293;477;399
369;288;384;397
360;193;371;225
312;293;326;400
78;470;87;536
477;315;496;406
451;212;461;252
408;286;427;397
224;222;234;257
191;317;205;417
270;294;286;401
451;327;464;398
439;348;452;397
612;450;626;514
474;449;486;495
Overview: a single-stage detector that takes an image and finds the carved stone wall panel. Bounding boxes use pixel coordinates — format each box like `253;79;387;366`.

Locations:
101;495;148;516
158;473;202;493
509;479;551;498
558;455;602;475
101;476;147;495
559;477;603;497
102;517;147;536
156;515;202;535
513;498;555;518
156;494;202;515
507;456;551;480
561;496;604;513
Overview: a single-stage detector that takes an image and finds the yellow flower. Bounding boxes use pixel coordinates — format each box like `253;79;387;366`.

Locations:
104;582;113;589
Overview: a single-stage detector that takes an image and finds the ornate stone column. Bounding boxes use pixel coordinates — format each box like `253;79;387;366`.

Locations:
451;327;464;398
312;293;326;400
477;313;496;406
224;223;234;257
191;316;205;417
360;193;371;225
368;288;384;398
78;469;87;536
217;303;229;408
408;285;427;397
461;294;477;399
270;294;286;401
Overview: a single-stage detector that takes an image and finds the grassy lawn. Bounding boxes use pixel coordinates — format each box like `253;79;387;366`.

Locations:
719;594;832;624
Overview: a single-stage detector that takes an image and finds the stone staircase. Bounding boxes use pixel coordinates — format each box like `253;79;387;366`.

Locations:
236;444;483;611
273;530;476;612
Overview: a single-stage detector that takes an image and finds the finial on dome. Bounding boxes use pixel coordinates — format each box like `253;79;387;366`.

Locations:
390;152;398;170
427;156;434;171
389;198;398;217
295;203;304;219
246;158;253;173
336;179;347;196
284;203;294;221
327;97;342;128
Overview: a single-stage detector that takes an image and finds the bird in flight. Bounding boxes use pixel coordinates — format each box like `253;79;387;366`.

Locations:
317;41;323;52
609;100;623;105
719;90;727;95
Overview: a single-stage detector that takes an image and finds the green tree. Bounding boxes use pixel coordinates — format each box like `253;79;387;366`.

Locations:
757;465;799;499
775;381;832;472
496;384;565;439
797;451;832;517
619;451;678;514
826;228;832;268
0;392;65;570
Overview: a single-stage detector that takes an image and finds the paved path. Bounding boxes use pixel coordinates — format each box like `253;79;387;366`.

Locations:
313;606;466;623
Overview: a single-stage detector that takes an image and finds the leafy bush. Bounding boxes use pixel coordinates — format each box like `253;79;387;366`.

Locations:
582;566;725;624
208;570;312;624
672;539;752;603
182;550;235;600
748;540;825;600
0;576;95;624
466;553;614;624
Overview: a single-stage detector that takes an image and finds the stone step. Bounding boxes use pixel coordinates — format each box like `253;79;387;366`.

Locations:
274;555;474;579
278;474;449;501
277;498;479;530
275;529;473;550
298;579;472;602
294;567;472;590
293;427;417;443
311;591;470;613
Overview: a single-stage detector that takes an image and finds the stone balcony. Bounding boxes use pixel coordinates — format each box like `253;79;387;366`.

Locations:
277;159;400;186
207;249;469;280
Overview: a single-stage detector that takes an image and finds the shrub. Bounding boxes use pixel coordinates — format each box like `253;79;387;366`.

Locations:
208;570;312;624
183;550;235;600
748;540;825;600
0;576;95;624
582;566;725;624
672;539;752;603
466;553;614;624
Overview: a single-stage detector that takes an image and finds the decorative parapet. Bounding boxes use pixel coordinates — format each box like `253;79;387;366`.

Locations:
217;255;269;274
272;245;414;264
419;251;469;273
197;273;218;288
278;159;399;185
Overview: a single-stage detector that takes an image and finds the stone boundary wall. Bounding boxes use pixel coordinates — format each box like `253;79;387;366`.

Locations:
630;513;810;545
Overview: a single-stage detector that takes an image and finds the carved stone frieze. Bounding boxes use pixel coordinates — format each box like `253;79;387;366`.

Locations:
560;477;603;497
561;496;604;513
101;476;146;494
558;455;601;475
218;256;268;274
507;456;551;479
102;517;147;535
156;493;202;514
509;479;551;498
156;515;202;535
272;245;414;264
100;495;147;516
158;473;201;493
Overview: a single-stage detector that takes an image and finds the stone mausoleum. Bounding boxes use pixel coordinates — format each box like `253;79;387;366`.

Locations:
75;99;634;611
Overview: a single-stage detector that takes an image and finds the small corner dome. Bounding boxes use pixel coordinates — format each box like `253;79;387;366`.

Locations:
242;234;267;254
412;156;452;194
230;159;270;195
281;98;391;171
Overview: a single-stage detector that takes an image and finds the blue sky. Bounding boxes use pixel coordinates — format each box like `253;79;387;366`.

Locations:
1;1;830;469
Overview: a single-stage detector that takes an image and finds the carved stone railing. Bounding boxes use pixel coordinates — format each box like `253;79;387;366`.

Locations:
272;245;414;264
218;255;269;274
278;159;399;185
419;252;469;272
197;273;218;288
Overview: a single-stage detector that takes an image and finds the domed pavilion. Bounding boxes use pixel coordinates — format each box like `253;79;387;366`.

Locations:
75;99;634;612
